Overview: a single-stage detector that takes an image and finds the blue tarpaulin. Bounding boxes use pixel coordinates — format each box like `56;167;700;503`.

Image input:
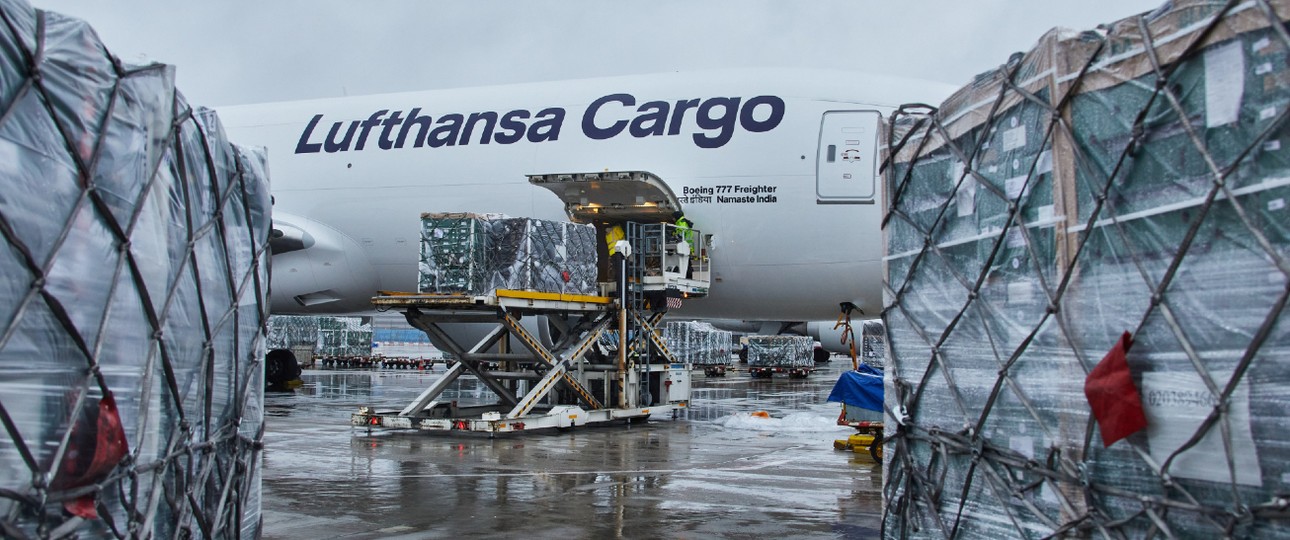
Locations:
827;364;884;412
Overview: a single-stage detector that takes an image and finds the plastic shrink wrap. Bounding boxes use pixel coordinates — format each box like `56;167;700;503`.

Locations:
745;335;813;368
0;1;270;537
419;213;597;296
881;0;1290;537
664;321;733;365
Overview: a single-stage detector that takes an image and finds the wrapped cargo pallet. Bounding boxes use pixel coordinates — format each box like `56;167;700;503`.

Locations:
0;1;270;538
418;212;490;294
317;316;373;357
861;319;888;368
664;321;733;366
266;315;322;350
419;213;597;296
881;0;1290;537
267;315;372;357
746;335;813;368
488;216;553;292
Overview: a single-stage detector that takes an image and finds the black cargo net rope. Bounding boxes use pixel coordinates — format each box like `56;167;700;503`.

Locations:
0;4;269;539
880;0;1290;538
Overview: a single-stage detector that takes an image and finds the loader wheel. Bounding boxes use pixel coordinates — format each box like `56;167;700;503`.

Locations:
869;440;884;462
813;347;830;363
265;349;301;388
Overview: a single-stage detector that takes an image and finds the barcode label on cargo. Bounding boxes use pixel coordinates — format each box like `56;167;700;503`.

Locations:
1205;42;1245;128
1003;126;1027;151
1254;37;1271;52
1037;150;1053;174
1266;140;1282;151
1006;228;1026;248
1256;62;1274;75
1270;198;1286;211
1006;280;1034;303
1142;372;1261;486
1261;107;1278;120
1038;205;1055;222
957;175;976;218
1006;176;1030;199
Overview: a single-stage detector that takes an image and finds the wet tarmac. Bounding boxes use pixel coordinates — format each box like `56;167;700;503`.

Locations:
260;360;882;539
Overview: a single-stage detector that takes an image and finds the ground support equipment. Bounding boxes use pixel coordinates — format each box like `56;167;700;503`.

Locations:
353;289;690;434
833;419;884;462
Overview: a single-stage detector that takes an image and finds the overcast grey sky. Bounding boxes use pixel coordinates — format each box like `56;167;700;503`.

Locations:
32;1;1165;107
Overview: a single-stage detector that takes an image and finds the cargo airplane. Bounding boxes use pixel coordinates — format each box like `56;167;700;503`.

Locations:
217;68;953;350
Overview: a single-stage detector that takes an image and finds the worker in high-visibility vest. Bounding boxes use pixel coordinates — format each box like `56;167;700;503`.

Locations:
605;224;625;256
674;213;694;246
672;213;696;278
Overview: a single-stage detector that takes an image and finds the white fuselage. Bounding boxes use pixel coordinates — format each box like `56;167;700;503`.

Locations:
217;69;950;321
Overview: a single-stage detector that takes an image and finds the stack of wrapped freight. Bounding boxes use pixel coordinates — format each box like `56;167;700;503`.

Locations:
420;212;597;295
0;1;270;537
745;335;813;368
267;315;322;350
860;319;887;368
664;321;733;366
881;0;1290;537
318;316;374;356
267;315;373;357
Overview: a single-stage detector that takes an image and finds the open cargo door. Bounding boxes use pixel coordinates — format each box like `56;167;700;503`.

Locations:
528;171;682;223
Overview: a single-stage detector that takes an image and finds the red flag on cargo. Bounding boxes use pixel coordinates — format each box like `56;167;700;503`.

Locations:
51;391;129;519
1084;331;1147;447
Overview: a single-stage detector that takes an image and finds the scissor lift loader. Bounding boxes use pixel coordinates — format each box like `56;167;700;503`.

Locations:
353;171;710;434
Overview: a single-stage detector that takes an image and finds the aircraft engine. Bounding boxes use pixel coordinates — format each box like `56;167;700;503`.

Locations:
269;212;381;314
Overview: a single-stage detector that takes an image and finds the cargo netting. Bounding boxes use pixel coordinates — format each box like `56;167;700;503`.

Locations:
0;1;271;537
419;212;597;296
745;335;813;368
881;0;1290;537
664;321;733;366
